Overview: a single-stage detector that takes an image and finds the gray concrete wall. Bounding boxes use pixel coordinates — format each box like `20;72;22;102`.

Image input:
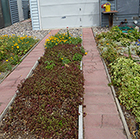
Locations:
101;0;140;27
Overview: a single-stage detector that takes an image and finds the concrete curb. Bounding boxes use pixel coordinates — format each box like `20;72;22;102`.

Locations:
78;105;83;139
78;60;83;139
92;29;132;139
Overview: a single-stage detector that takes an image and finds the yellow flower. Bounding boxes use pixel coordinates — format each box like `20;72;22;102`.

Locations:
0;73;1;75
14;43;18;46
6;59;8;62
17;46;19;49
45;47;47;49
56;43;58;45
106;43;109;45
85;52;88;55
76;46;77;47
61;58;63;60
46;38;50;42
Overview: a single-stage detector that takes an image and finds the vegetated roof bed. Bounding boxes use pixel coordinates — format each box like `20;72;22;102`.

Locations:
95;26;140;139
0;34;39;82
1;32;85;138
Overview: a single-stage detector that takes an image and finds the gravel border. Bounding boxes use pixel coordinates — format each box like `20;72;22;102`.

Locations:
0;19;51;83
0;19;50;40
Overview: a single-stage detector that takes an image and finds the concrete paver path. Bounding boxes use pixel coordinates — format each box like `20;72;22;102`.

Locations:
82;28;127;139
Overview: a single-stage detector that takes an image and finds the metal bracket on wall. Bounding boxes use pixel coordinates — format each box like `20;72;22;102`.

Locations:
62;16;66;19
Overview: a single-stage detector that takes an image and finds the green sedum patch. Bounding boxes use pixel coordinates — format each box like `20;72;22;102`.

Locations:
0;34;38;72
110;58;140;122
96;26;140;137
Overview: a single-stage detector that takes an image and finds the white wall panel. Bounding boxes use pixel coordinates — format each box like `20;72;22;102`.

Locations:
30;0;40;30
33;0;100;29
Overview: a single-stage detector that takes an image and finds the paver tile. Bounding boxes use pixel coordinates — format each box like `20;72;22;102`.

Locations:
83;57;102;63
102;114;124;129
85;104;118;114
83;61;105;71
84;114;102;127
84;70;108;79
84;86;112;95
84;127;126;139
84;71;109;86
84;94;114;105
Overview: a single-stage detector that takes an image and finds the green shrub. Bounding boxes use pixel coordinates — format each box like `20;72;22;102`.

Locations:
109;57;140;122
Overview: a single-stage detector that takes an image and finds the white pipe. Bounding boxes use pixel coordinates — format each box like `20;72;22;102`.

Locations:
78;105;83;139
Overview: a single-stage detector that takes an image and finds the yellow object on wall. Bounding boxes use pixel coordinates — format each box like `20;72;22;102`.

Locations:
103;2;111;12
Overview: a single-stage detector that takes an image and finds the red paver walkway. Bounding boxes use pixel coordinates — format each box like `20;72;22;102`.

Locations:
0;29;59;115
82;28;127;139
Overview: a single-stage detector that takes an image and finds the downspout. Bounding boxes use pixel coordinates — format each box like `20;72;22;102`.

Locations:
99;0;101;26
37;0;41;30
139;0;140;17
115;0;117;10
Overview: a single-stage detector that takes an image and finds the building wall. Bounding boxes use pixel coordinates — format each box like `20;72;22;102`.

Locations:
0;0;4;28
30;0;40;30
1;0;11;27
9;0;19;24
22;0;30;20
17;0;24;21
101;0;140;27
30;0;100;30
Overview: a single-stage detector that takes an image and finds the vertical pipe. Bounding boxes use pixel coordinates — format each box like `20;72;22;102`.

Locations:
37;0;41;30
139;0;140;17
78;105;83;139
99;0;101;26
115;0;117;11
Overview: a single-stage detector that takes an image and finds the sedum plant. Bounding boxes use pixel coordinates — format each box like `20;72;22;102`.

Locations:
109;57;140;122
